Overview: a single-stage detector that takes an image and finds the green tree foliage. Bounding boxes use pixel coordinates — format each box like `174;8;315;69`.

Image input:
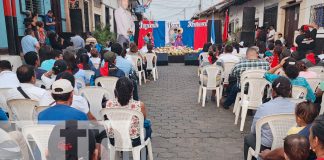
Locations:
93;24;116;45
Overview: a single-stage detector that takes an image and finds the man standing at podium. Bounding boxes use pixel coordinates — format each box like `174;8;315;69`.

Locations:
115;0;135;46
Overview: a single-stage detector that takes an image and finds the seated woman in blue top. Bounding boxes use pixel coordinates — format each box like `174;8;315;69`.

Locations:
244;76;296;160
264;57;316;102
63;51;90;87
38;79;88;123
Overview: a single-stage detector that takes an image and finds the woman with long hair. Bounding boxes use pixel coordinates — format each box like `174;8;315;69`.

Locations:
63;51;90;86
105;77;152;146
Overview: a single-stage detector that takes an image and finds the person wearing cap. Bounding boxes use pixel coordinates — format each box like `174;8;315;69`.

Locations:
100;51;125;77
244;76;295;160
5;65;55;106
55;72;96;120
85;32;97;45
293;23;318;60
41;59;68;89
222;47;270;109
265;57;316;102
47;120;98;160
38;79;88;122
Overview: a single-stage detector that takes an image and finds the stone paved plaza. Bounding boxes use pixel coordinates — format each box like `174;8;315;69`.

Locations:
138;63;253;160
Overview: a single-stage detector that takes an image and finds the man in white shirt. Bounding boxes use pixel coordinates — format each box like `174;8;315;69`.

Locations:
0;60;20;112
5;65;54;106
267;25;276;43
217;45;240;64
115;0;135;46
0;60;20;89
55;72;96;120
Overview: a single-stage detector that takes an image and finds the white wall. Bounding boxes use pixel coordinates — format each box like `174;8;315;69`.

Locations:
103;0;118;9
102;0;118;33
229;0;279;30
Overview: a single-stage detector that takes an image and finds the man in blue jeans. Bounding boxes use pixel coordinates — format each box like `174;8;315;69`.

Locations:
223;47;270;109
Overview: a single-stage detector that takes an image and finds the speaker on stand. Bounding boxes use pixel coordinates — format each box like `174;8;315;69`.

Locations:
240;7;256;45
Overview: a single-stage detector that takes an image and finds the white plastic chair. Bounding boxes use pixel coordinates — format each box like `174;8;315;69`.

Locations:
308;66;324;80
0;55;23;72
95;77;119;97
233;70;269;131
197;52;209;76
308;66;324;74
222;62;236;85
100;108;153;160
320;95;324;115
22;125;55;160
306;78;321;92
33;106;50;121
35;80;46;89
0;88;11;112
198;66;222;107
274;68;286;76
219;62;236;96
84;70;95;81
145;54;158;81
7;99;39;121
132;55;146;85
198;52;209;66
75;78;86;89
291;86;307;100
79;86;112;120
247;114;295;160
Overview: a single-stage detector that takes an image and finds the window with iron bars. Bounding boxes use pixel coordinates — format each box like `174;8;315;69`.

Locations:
25;0;44;15
310;4;324;27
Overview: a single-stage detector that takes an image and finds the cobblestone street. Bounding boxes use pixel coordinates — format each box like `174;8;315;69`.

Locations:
139;63;252;160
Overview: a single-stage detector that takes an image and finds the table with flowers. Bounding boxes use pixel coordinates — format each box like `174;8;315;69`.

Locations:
154;46;202;65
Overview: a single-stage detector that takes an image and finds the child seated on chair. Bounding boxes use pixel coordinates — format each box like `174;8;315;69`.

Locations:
284;134;310;160
287;101;319;135
259;101;319;160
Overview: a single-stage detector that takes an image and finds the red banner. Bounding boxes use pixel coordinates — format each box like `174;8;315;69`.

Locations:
193;20;208;50
138;20;154;49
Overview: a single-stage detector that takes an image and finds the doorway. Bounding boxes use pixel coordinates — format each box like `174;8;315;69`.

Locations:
284;4;300;48
105;7;110;27
94;14;101;29
264;5;278;29
84;1;90;32
50;0;62;33
70;9;83;34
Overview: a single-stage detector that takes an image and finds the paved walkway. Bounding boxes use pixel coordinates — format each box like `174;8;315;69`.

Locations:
138;64;252;160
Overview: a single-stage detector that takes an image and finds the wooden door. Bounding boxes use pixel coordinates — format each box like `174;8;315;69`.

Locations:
84;1;90;32
264;6;278;29
50;0;62;33
70;9;83;34
284;5;299;48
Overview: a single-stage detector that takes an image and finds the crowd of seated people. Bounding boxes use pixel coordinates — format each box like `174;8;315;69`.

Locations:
0;21;158;159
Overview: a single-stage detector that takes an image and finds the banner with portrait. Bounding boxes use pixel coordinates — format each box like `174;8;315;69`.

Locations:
135;20;222;49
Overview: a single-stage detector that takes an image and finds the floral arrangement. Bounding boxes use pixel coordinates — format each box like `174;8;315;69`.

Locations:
154;46;202;56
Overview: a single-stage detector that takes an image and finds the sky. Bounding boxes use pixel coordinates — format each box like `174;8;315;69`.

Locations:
143;0;222;21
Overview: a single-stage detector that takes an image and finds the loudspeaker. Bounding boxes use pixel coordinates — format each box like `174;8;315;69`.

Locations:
157;53;169;66
240;31;255;46
242;7;256;32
